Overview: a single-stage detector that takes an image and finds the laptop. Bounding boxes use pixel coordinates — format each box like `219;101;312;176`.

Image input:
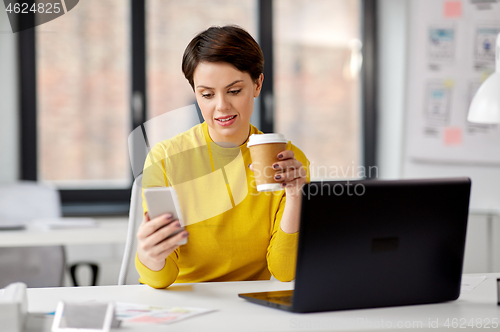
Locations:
239;177;471;313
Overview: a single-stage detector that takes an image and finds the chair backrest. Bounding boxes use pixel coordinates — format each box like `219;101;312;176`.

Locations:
0;182;65;288
128;104;200;179
118;174;143;285
120;104;200;285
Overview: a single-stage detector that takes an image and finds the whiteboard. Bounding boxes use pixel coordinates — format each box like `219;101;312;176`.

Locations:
402;0;500;211
405;0;500;165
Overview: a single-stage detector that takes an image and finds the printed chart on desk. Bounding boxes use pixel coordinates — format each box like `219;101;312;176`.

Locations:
405;0;500;165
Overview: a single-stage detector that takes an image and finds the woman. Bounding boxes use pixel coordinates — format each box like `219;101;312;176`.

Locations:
136;25;310;289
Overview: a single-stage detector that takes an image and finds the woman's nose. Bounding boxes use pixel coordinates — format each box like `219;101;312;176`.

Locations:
216;94;230;112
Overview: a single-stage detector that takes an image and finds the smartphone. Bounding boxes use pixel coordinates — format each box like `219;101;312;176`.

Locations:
52;301;119;332
143;187;187;245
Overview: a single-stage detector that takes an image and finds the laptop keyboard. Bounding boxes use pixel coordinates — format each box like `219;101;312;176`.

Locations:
268;295;293;304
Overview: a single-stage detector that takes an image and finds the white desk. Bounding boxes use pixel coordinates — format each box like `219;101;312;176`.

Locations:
26;274;500;332
0;218;128;247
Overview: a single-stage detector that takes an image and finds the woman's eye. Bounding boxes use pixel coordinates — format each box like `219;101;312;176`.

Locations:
229;89;241;95
201;93;213;99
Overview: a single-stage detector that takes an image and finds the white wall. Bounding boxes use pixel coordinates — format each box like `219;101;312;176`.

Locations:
377;0;500;273
399;0;500;212
0;7;19;182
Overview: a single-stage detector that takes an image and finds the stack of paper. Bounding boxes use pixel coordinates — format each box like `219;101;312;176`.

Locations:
460;275;486;293
115;302;215;325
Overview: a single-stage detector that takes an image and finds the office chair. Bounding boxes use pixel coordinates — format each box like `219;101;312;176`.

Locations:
119;104;200;285
0;182;98;288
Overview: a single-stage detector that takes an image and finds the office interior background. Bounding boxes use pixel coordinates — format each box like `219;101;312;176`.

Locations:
0;0;499;286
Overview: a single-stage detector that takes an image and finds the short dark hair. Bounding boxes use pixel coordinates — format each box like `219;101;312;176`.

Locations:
182;25;264;90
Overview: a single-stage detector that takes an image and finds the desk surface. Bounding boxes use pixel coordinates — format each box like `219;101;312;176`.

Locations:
26;274;500;332
0;218;128;247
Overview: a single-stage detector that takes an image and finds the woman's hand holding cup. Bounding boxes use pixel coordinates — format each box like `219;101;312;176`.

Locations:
136;212;189;271
247;147;307;197
271;150;307;197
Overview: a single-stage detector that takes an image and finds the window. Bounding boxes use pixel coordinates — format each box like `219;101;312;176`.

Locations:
274;0;363;180
36;0;131;189
147;0;257;119
145;0;259;141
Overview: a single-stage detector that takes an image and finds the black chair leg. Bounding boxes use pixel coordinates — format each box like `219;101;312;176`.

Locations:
69;262;99;286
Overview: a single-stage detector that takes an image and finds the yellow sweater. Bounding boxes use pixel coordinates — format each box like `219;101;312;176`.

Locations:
135;122;310;288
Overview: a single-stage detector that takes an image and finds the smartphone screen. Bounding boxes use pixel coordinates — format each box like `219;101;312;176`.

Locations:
144;187;187;245
52;301;116;331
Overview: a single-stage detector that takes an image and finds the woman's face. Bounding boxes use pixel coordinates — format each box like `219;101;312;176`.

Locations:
193;61;263;146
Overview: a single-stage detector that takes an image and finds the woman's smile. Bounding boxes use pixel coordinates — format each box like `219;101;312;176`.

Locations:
215;114;237;126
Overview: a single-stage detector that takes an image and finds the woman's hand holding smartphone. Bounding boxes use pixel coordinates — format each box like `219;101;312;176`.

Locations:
136;212;189;271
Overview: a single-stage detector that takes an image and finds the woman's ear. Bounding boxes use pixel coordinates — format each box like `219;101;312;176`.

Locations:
253;73;264;98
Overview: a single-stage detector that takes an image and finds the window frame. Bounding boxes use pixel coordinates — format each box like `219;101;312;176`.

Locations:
18;0;377;216
362;0;378;176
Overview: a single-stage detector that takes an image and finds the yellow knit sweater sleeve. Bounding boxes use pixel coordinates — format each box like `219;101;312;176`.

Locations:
266;143;310;282
135;250;179;289
136;142;180;288
266;195;299;281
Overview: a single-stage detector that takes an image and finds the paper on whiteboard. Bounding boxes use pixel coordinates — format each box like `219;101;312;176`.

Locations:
474;25;500;68
428;26;456;69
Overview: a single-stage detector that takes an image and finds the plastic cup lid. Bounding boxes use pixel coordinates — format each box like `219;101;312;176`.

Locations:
257;183;284;192
247;133;288;147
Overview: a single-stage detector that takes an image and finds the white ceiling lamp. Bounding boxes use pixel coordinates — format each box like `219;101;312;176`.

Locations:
467;33;500;124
